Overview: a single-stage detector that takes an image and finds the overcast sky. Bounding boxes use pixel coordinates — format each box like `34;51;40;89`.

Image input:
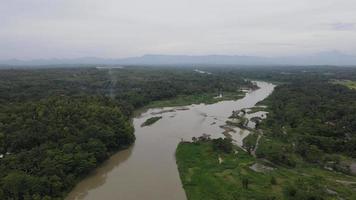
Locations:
1;0;356;59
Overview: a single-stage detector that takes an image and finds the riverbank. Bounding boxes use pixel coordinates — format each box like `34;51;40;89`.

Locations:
176;80;356;200
142;91;246;110
176;140;356;200
66;81;274;200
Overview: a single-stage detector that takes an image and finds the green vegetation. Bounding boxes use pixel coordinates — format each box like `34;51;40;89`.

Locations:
239;66;356;170
145;91;244;108
3;66;356;199
242;132;259;152
176;140;356;200
225;119;248;129
0;67;251;111
259;81;356;165
0;66;252;199
177;67;356;200
333;79;356;89
226;110;249;129
141;116;162;127
0;96;134;199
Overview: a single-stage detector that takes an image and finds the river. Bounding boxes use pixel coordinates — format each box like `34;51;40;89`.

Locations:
66;81;275;200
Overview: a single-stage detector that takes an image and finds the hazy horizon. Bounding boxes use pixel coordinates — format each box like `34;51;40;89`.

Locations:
1;50;356;61
1;0;356;60
1;51;356;66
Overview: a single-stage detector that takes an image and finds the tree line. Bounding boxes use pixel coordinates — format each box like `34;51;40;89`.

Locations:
258;79;356;168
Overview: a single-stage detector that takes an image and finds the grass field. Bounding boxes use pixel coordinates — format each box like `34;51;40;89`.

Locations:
333;80;356;89
176;141;356;200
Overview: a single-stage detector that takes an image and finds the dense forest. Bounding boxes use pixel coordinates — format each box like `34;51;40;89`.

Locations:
264;82;356;154
0;67;251;114
246;68;356;172
0;96;134;199
0;66;251;199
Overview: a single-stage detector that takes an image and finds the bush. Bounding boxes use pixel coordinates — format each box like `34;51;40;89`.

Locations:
270;176;277;185
283;177;326;200
256;138;296;167
212;138;233;153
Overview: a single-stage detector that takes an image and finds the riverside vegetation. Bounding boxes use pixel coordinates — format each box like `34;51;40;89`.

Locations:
0;66;252;200
176;66;356;200
141;116;162;127
2;66;356;199
177;138;356;200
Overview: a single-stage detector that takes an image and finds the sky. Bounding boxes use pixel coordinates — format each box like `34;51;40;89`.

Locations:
1;0;356;59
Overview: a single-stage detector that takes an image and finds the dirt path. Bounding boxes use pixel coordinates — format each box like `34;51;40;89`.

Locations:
335;180;356;185
251;131;263;157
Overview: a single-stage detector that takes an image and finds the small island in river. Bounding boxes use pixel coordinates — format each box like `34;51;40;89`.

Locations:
141;116;163;127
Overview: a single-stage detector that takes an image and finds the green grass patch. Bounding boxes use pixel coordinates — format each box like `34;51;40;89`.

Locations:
333;79;356;89
176;141;356;200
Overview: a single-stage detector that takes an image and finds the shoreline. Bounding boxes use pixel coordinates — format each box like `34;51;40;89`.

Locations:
66;81;273;200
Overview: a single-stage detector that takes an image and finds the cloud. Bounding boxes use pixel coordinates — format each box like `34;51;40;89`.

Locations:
1;0;356;59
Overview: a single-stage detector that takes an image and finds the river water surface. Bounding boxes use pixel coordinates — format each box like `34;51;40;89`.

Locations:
66;81;275;200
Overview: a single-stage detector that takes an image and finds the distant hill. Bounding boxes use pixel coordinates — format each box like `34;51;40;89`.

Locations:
1;51;356;66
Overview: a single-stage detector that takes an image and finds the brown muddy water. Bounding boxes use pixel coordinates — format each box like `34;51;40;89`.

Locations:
66;81;275;200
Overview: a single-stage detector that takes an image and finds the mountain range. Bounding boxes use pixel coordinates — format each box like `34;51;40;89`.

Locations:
1;51;356;66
